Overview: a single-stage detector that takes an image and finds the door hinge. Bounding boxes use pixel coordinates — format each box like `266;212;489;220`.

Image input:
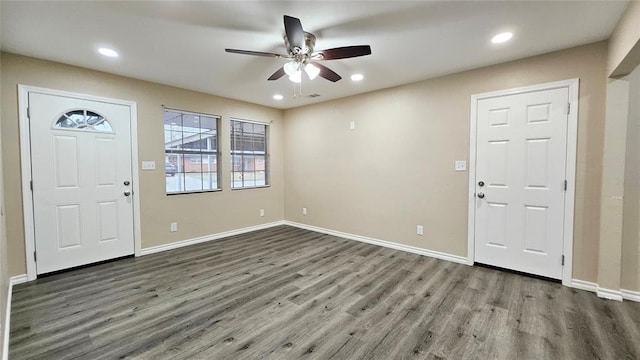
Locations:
33;251;37;262
567;103;570;115
27;107;30;118
563;180;567;191
30;180;33;191
562;255;565;266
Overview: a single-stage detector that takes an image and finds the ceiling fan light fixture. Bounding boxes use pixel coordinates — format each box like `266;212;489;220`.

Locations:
351;73;364;81
289;70;302;83
284;61;298;76
273;94;284;100
304;63;320;80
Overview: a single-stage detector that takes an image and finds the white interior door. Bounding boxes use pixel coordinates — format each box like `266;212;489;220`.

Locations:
29;92;134;274
474;87;569;279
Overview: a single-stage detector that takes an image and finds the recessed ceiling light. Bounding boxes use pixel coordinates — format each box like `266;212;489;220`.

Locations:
98;47;119;58
491;32;513;44
351;74;364;81
273;94;284;100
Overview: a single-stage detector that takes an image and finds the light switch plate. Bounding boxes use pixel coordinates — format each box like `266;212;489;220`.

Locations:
349;121;355;130
142;161;156;170
455;160;467;171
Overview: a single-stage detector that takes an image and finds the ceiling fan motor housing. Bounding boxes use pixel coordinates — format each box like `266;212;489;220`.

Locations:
285;31;317;58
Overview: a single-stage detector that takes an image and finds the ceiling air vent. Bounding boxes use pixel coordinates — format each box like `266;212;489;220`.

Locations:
307;94;321;98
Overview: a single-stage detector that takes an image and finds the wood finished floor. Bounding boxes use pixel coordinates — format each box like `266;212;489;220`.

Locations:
10;226;640;359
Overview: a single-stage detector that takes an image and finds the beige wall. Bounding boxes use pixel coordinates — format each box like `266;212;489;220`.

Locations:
603;0;640;293
0;52;8;357
598;78;630;290
622;64;640;291
0;119;7;356
0;41;633;292
1;52;285;277
608;1;640;77
284;42;608;283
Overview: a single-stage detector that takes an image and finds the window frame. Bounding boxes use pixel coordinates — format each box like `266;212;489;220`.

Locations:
230;118;270;190
164;108;222;195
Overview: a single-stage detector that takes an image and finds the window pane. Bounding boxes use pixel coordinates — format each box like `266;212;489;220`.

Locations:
55;110;113;132
232;170;243;188
202;133;217;151
230;120;268;189
200;116;217;131
165;109;220;194
254;155;266;171
182;114;200;131
203;172;218;191
243;155;255;172
185;173;203;192
232;154;243;172
242;172;256;188
203;154;217;172
185;154;203;172
255;171;266;187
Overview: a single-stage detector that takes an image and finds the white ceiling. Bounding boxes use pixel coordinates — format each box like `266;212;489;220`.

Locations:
0;1;629;109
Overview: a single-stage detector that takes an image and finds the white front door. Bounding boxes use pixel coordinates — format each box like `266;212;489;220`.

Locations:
29;92;134;274
474;87;569;279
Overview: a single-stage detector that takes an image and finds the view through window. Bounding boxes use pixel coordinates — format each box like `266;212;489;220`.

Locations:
230;119;268;189
164;109;220;193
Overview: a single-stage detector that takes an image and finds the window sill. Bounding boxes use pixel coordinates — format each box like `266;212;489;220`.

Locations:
231;185;271;191
167;189;222;196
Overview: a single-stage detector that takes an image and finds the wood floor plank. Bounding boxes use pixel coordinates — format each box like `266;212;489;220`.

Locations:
9;225;640;359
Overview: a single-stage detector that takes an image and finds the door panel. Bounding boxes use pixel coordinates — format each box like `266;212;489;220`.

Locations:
53;135;80;188
56;204;81;249
30;92;134;274
474;87;568;279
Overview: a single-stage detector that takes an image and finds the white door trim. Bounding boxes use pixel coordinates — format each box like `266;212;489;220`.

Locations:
467;78;579;286
18;85;142;281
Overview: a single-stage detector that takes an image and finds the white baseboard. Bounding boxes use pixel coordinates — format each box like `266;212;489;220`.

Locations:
622;289;640;302
284;221;469;265
3;275;26;360
597;287;624;301
140;221;286;256
9;275;27;287
570;279;625;301
570;279;598;292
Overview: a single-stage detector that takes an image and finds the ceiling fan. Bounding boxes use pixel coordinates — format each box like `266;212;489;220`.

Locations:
225;15;372;83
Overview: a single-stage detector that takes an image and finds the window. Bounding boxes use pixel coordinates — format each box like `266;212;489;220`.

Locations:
55;109;113;132
164;109;220;194
230;119;268;189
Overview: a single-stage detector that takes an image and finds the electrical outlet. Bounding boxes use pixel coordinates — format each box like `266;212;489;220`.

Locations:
260;209;265;217
417;225;424;236
302;207;307;215
170;222;178;232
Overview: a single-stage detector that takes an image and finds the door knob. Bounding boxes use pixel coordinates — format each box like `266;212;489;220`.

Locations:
478;181;485;187
124;181;130;186
477;192;485;199
124;191;131;196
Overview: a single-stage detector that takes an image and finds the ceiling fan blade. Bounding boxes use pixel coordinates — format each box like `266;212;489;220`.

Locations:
284;15;305;51
316;45;372;60
225;49;285;58
267;67;286;81
314;63;342;82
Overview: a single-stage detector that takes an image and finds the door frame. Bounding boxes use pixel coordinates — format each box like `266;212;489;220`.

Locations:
467;78;579;286
18;85;142;281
